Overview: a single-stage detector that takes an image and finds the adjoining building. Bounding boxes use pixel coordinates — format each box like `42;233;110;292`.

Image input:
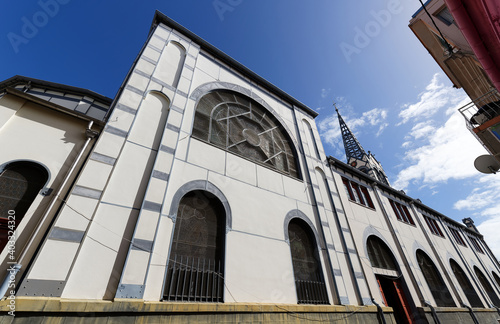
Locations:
0;10;499;324
409;0;500;172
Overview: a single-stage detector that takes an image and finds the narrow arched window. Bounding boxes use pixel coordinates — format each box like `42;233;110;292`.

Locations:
192;90;300;178
367;236;398;271
0;161;48;251
416;250;455;307
493;272;500;289
474;266;500;307
288;219;328;304
163;190;225;302
450;260;483;307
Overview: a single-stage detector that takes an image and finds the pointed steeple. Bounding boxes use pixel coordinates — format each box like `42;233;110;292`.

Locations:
335;104;367;162
335;103;391;186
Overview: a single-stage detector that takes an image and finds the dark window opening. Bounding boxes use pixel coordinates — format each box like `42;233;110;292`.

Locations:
389;200;415;226
416;250;455;307
448;227;466;246
450;260;483;308
0;161;48;252
163;190;226;302
469;236;484;254
474;266;500;307
342;177;375;209
288;219;329;305
423;216;444;237
192;90;300;178
367;236;398;271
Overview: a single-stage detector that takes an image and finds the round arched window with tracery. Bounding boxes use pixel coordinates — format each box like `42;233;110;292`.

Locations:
192;90;299;178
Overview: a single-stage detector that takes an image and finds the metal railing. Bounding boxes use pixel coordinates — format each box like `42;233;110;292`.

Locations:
459;89;500;130
296;279;329;304
163;254;223;302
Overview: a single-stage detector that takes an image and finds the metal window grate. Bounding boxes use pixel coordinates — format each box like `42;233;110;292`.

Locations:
296;280;329;305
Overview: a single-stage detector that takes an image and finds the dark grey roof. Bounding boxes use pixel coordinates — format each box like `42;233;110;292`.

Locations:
150;10;318;118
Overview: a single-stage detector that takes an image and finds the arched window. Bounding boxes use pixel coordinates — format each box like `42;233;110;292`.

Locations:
493;272;500;289
367;236;398;271
474;266;500;307
450;260;483;307
288;219;328;304
0;161;48;251
416;250;455;307
163;190;225;302
192;90;300;178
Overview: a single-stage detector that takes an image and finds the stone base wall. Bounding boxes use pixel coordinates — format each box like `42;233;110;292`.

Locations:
0;298;396;324
418;306;500;324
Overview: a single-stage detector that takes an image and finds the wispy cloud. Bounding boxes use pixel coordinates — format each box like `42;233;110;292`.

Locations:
398;74;465;125
321;88;331;99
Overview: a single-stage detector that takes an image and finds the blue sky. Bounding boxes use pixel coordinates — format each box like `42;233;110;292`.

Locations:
2;0;499;258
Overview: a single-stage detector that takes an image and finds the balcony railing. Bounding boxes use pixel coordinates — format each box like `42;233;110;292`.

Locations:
459;89;500;130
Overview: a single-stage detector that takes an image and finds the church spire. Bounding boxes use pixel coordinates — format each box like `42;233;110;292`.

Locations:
335;103;391;186
335;103;366;162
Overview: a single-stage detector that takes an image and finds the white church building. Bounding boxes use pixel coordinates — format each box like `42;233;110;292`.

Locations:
1;11;500;324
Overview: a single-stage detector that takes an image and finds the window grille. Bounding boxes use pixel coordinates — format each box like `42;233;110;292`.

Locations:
448;227;466;246
366;236;398;271
341;177;374;209
416;250;455;307
389;200;415;225
435;7;455;26
423;216;444;237
469;236;484;254
163;191;225;302
288;220;329;305
192;90;299;178
474;266;500;307
450;260;483;308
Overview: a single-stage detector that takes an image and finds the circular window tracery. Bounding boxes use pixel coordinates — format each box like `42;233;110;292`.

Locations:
193;90;299;178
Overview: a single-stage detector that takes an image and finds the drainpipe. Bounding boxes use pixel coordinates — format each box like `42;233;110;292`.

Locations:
371;298;387;324
424;301;442;324
0;121;99;298
461;303;479;324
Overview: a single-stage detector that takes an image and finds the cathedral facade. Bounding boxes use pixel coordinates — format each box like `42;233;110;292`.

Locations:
0;11;499;324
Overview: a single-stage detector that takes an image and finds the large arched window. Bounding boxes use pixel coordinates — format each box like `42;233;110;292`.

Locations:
0;161;48;251
416;250;455;307
474;266;500;307
163;190;225;302
288;219;328;304
450;260;483;307
367;236;398;271
192;90;299;178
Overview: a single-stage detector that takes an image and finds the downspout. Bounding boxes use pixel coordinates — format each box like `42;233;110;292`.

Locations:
461;303;479;324
407;203;463;307
0;121;99;298
424;302;442;324
371;298;387;324
444;0;500;92
290;106;341;304
436;217;490;308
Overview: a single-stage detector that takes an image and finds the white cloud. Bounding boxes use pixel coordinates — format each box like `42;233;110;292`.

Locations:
318;106;389;149
477;216;500;260
398;73;465;125
321;88;331;99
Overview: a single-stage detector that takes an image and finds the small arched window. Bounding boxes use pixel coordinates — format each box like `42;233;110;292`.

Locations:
450;260;483;307
0;161;48;251
474;266;500;307
416;250;455;307
192;90;300;178
367;236;398;271
288;219;329;304
163;190;226;302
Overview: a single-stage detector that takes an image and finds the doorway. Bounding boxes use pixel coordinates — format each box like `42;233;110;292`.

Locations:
377;275;414;324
